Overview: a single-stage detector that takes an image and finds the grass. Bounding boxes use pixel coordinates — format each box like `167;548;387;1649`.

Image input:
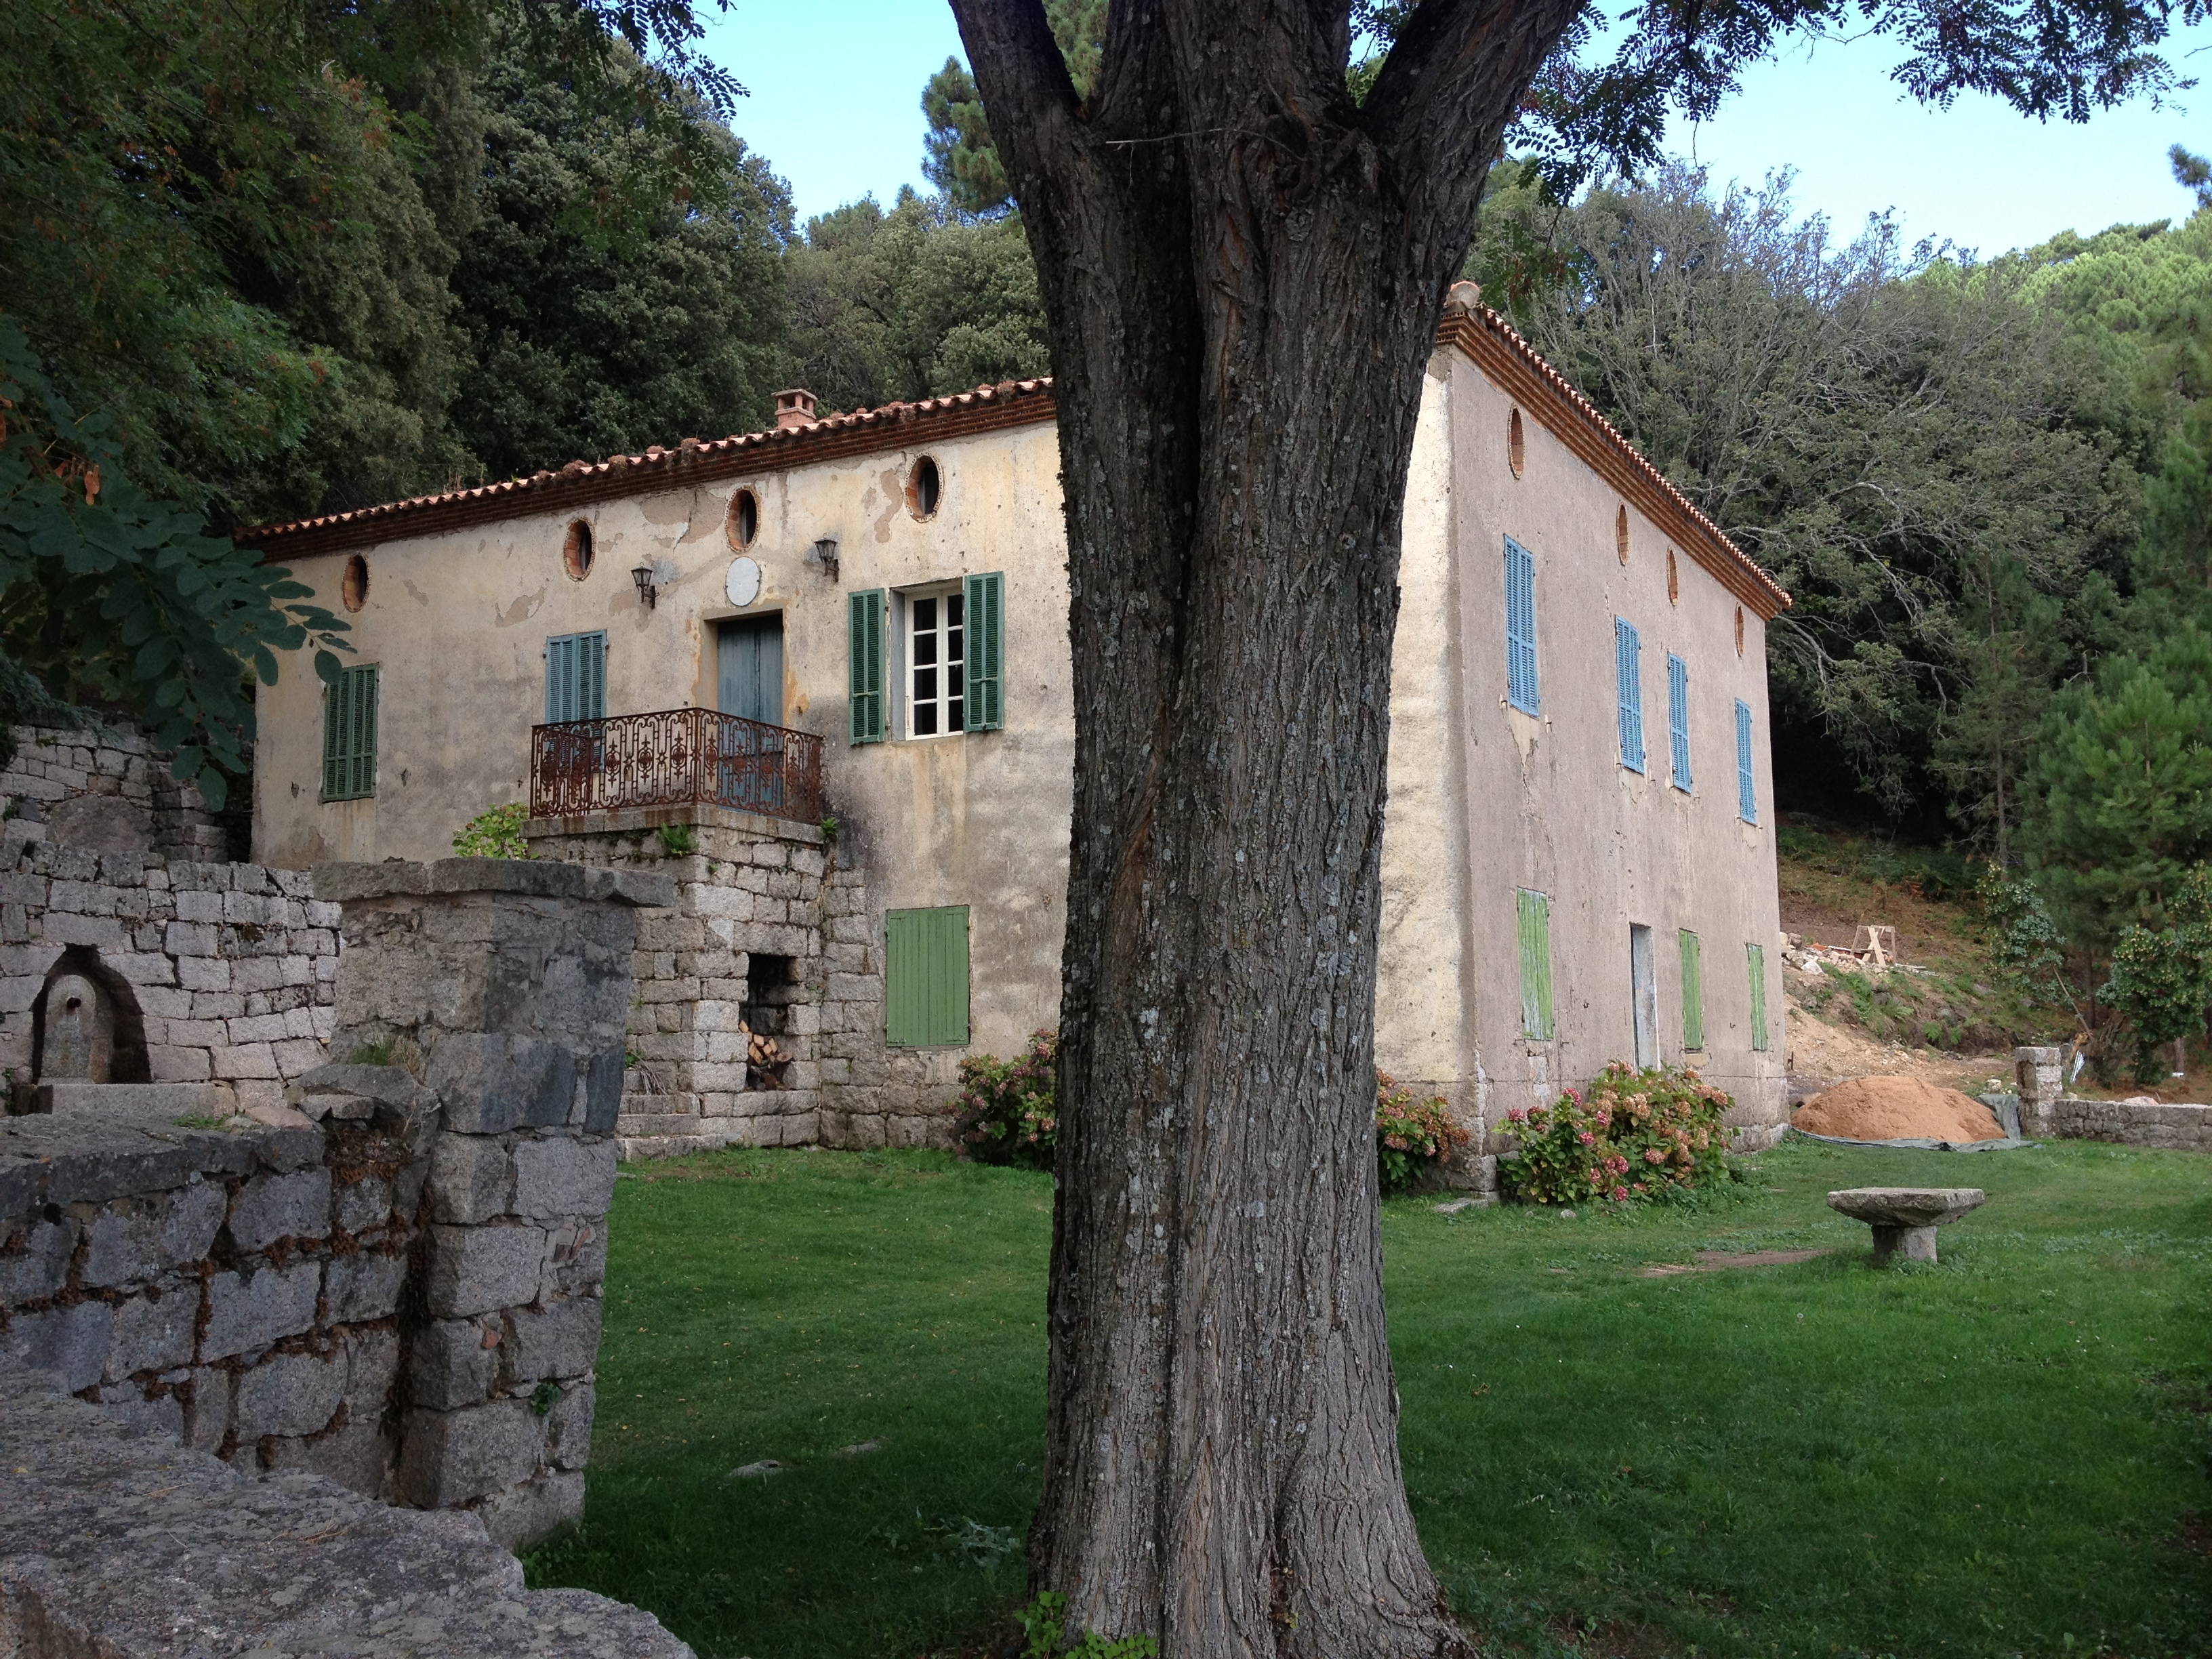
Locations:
529;1141;2212;1658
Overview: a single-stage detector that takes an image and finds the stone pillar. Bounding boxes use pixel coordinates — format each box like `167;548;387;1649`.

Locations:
2015;1045;2064;1139
313;857;671;1549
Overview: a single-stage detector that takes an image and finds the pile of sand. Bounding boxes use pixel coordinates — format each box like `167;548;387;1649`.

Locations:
1792;1076;2005;1143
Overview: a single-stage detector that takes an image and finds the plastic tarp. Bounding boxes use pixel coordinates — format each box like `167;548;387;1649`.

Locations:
1784;1092;2036;1153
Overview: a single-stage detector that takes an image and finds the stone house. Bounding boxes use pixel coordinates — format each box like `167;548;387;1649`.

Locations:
236;287;1794;1174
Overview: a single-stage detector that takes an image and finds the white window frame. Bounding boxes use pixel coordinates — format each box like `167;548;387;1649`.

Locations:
897;581;967;740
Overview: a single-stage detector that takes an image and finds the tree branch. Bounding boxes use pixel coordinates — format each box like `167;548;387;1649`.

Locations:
947;0;1086;204
1361;0;1584;190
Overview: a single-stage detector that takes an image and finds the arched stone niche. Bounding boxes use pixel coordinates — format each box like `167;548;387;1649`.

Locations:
32;947;150;1085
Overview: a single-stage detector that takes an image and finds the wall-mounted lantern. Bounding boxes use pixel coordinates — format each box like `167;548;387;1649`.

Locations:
808;537;840;583
632;558;657;609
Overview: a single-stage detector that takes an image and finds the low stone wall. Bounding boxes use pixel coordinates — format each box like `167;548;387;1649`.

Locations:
0;839;339;1108
2013;1046;2212;1151
0;1086;432;1497
2045;1097;2212;1151
0;857;668;1551
0;1357;693;1658
0;720;228;861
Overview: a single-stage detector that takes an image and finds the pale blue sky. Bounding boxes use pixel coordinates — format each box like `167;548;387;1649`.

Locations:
698;3;2212;255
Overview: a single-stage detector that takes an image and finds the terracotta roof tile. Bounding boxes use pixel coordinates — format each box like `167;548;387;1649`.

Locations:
236;321;1787;618
235;378;1058;554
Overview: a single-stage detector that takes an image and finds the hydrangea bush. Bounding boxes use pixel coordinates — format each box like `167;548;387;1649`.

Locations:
955;1028;1059;1170
1376;1072;1469;1193
1500;1062;1734;1205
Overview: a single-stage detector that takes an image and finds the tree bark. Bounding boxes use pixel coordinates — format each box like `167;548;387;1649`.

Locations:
945;4;1581;1653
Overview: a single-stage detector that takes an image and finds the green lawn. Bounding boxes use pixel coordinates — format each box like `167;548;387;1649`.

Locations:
527;1140;2212;1658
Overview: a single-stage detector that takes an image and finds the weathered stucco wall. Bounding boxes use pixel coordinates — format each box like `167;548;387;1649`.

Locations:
1439;348;1787;1135
253;418;1074;1071
252;343;1787;1151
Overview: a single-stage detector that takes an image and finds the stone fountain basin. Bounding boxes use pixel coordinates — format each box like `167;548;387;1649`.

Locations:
1826;1187;1986;1263
1826;1187;1986;1227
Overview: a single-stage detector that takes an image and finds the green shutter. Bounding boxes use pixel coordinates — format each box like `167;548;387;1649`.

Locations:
1679;930;1704;1050
322;664;378;802
1748;943;1769;1052
964;571;1004;732
886;905;970;1046
849;590;885;744
1517;888;1554;1040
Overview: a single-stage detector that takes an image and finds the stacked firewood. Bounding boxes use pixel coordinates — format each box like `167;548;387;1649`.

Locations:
739;1019;790;1069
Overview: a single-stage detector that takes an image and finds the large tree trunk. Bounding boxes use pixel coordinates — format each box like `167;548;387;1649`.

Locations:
947;4;1580;1653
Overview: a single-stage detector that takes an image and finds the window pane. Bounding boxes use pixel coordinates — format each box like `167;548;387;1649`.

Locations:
914;628;937;668
948;594;964;626
914;596;936;631
915;702;938;736
916;666;937;702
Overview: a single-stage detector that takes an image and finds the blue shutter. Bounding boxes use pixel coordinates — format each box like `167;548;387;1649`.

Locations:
1504;537;1539;715
581;632;605;720
1736;699;1757;824
1615;618;1645;773
1668;653;1692;791
545;632;607;723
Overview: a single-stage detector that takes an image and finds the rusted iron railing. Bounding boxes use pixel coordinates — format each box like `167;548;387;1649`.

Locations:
530;708;823;825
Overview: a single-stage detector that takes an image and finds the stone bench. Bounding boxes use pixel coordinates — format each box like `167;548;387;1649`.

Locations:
1826;1187;1985;1263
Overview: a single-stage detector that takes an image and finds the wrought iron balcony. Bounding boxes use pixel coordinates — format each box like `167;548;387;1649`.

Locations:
530;708;823;826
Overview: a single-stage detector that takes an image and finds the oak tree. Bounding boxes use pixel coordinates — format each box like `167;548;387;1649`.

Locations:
947;0;2201;1653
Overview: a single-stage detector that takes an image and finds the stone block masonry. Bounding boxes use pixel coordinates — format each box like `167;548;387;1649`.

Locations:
0;1086;434;1503
0;720;228;861
0;1357;694;1658
316;855;671;1545
2011;1045;2212;1151
0;838;340;1110
0;856;669;1555
523;808;943;1157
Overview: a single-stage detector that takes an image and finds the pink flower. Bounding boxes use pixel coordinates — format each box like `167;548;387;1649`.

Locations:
1507;1107;1528;1124
1643;1147;1666;1165
1529;1106;1549;1122
1633;1181;1648;1193
1594;1109;1612;1128
1564;1086;1582;1103
1611;1185;1630;1202
1578;1131;1595;1145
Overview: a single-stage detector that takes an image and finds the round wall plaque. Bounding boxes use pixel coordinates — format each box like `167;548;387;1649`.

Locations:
724;556;762;607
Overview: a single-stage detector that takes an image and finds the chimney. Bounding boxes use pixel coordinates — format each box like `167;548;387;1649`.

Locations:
773;388;819;430
1443;280;1483;318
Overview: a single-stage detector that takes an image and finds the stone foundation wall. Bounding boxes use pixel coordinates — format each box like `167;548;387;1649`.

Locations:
525;808;948;1157
0;721;228;861
0;840;339;1108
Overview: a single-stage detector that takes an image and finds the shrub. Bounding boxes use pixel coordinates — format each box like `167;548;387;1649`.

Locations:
1376;1072;1467;1193
453;803;530;858
655;822;699;856
1500;1062;1734;1206
956;1028;1059;1170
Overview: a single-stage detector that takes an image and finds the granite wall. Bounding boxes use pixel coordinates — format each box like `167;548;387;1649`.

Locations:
0;857;669;1551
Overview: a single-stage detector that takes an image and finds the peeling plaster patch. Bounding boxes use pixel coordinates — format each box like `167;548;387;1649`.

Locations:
872;468;903;544
642;491;689;527
402;579;431;607
495;587;547;627
1505;707;1540;764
